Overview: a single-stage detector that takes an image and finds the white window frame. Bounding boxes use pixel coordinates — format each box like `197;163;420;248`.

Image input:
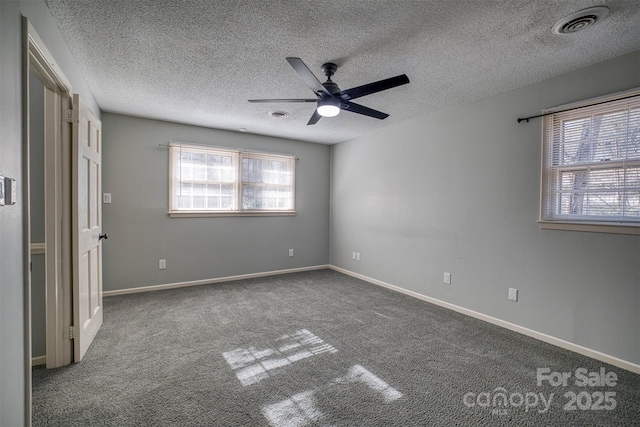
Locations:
539;88;640;235
168;142;296;217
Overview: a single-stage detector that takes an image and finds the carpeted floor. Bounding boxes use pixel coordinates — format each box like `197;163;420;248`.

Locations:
32;269;640;426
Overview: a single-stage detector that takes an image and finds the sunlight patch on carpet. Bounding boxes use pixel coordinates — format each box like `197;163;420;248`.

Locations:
223;329;337;386
262;390;322;427
332;364;403;403
262;364;402;427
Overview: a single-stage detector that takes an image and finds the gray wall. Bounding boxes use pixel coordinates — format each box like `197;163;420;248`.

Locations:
0;1;99;424
330;50;640;365
102;113;331;292
0;3;24;424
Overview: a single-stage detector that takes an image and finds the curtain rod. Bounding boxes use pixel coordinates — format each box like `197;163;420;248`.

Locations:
158;141;298;161
517;92;640;123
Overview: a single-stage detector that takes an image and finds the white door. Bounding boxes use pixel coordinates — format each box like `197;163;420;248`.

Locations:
72;93;103;361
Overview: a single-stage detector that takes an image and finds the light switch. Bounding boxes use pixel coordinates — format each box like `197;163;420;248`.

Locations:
1;177;16;205
103;193;112;204
6;178;16;205
0;176;5;206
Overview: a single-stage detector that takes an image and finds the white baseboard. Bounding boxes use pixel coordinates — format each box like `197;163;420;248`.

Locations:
329;265;640;375
103;265;330;297
32;355;46;367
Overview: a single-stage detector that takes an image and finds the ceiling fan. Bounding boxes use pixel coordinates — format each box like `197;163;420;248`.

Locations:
249;57;410;125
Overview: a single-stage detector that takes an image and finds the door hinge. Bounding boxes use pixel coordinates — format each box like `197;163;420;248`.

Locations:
64;325;79;340
64;109;79;123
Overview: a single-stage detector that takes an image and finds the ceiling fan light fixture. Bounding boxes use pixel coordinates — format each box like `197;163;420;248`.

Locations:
317;99;340;117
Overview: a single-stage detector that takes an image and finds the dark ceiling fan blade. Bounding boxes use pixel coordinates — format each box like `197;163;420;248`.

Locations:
307;110;322;125
286;57;331;96
337;74;410;101
248;98;317;103
341;101;389;120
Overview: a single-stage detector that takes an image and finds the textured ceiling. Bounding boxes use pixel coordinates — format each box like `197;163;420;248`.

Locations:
45;0;640;144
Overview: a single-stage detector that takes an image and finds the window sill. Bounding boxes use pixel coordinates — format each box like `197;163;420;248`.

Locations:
538;220;640;235
169;210;296;218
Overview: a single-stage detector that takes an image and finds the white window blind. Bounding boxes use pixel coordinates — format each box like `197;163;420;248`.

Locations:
541;89;640;228
169;143;295;216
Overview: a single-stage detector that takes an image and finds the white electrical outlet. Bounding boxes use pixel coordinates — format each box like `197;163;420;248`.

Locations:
444;272;451;284
508;288;518;301
353;252;357;260
159;259;167;270
356;252;361;261
289;248;294;257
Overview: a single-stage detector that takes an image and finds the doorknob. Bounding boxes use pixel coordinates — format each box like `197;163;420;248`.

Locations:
99;233;108;240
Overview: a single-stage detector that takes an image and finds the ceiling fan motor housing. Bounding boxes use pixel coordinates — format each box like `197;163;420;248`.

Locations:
321;80;341;95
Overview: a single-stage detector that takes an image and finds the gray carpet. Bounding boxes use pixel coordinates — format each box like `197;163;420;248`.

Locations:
33;269;640;426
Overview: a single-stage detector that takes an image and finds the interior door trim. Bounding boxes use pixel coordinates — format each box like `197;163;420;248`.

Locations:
23;17;75;426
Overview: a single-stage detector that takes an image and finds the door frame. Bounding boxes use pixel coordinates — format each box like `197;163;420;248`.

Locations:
23;17;74;424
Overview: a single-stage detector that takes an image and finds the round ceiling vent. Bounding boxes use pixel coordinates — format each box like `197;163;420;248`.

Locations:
552;6;609;34
269;110;289;118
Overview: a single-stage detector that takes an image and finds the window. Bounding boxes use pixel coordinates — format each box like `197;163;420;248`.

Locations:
169;143;295;216
540;88;640;234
